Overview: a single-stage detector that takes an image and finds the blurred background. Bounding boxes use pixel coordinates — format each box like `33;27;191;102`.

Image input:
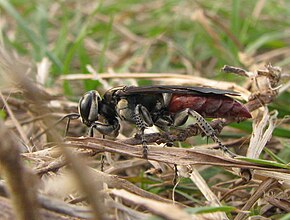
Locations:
2;0;290;142
1;1;290;219
1;0;289;93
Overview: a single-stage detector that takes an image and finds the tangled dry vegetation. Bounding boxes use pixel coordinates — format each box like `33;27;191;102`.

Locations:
1;1;290;220
0;48;290;220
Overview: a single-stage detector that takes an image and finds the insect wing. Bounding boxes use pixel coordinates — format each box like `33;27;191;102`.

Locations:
122;85;240;96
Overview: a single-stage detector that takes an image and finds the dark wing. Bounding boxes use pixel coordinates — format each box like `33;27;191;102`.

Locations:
120;85;240;96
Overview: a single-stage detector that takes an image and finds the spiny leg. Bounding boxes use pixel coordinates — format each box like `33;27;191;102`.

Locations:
188;109;236;157
100;134;106;172
88;121;120;172
88;125;105;172
173;164;178;185
141;128;148;158
134;104;154;159
134;119;148;158
174;108;236;157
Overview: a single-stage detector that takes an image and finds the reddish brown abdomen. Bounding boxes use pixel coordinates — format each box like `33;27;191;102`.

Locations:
168;94;251;119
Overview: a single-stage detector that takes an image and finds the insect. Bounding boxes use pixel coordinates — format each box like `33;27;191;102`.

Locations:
75;85;251;158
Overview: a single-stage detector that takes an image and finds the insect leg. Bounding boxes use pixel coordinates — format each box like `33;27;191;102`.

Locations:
33;113;80;140
63;113;81;137
134;104;154;158
189;109;237;157
173;164;178;185
174;108;236;157
90;120;120;137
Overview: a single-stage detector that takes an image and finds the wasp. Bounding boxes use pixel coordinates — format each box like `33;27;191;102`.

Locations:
75;85;251;158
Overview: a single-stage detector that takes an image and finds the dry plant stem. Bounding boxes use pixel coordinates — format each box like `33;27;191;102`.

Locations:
64;137;290;173
107;199;150;220
0;196;80;220
234;178;278;220
1;50;103;219
33;194;93;219
104;158;148;174
0;91;30;147
0;119;41;220
35;157;67;176
218;184;258;201
253;170;290;184
0;182;92;219
61;146;105;220
30;149;97;176
222;65;249;77
247;107;277;158
265;196;290;212
214;187;250;201
0;95;26;110
85;166;180;205
189;167;229;220
109;189;192;220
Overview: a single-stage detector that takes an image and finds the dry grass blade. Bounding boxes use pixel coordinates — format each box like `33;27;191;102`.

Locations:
0;91;30;147
82;166;181;205
107;199;150;220
0;119;40;220
234;178;278;220
1;1;290;219
59;147;105;220
0;48;100;219
189;168;229;220
0;196;80;220
265;196;290;213
108;188;192;220
247;107;277;159
254;170;290;185
64;137;290;173
0;182;92;219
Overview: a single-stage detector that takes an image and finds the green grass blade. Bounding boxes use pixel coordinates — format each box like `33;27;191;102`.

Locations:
237;157;290;169
0;0;63;70
186;206;236;214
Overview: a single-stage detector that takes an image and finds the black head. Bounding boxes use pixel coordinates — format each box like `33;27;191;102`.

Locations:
78;90;101;127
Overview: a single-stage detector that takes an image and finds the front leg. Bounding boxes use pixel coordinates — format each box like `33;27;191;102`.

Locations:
134;104;154;158
90;120;120;137
173;108;236;157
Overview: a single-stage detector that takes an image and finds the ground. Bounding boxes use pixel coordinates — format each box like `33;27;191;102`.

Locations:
0;1;290;219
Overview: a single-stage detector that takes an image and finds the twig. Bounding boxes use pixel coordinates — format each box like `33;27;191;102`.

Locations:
221;65;250;77
108;189;192;220
0;119;41;220
63;137;290;173
0;182;92;219
0;91;30;148
189;168;229;220
234;178;278;220
60;146;105;220
0;196;81;220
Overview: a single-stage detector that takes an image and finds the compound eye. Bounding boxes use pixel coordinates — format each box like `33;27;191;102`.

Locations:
78;90;101;127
